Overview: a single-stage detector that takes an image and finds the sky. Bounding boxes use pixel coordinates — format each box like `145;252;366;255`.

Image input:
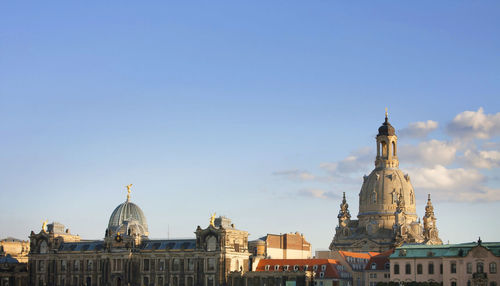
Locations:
1;1;499;252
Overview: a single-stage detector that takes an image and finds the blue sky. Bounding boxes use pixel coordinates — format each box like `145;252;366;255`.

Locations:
1;1;499;251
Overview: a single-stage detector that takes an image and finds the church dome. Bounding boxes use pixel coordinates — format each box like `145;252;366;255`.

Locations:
358;168;416;221
107;191;149;237
358;113;417;229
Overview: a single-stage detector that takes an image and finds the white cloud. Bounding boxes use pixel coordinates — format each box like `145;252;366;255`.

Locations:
408;165;500;202
399;120;439;138
462;149;500;169
320;147;373;175
273;169;316;181
447;107;500;139
400;140;458;167
298;189;339;200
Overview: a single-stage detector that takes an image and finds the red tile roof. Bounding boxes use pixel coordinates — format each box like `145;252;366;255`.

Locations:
256;259;342;279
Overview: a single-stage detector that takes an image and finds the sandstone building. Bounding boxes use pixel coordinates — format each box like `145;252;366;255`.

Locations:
28;190;250;286
330;113;442;252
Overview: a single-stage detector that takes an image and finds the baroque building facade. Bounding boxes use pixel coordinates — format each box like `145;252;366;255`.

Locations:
28;189;250;286
330;113;442;252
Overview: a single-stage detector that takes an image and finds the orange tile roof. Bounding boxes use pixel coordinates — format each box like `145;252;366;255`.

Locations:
338;250;379;259
256;259;342;279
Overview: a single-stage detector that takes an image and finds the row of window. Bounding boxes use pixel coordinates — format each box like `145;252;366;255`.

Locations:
38;274;216;286
35;257;217;274
393;261;497;275
264;264;326;272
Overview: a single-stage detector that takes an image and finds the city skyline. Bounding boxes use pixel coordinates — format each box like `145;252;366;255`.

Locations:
1;1;500;253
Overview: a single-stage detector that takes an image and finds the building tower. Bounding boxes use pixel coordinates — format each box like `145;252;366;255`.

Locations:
330;112;440;252
423;194;443;245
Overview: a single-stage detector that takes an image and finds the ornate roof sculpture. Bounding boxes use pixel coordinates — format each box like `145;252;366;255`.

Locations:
329;111;442;252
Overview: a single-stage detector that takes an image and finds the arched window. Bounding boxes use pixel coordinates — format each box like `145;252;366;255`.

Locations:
405;263;411;274
489;262;497;274
428;263;434;274
392;141;396;156
382;141;387;157
394;263;399;274
417;264;422;274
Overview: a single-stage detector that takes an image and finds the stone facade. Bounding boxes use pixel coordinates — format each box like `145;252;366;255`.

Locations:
28;193;250;286
0;238;29;264
330;114;442;252
389;239;500;285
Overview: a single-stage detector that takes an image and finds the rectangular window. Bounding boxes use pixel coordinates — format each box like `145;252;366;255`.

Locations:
173;258;180;271
207;258;215;271
143;276;149;286
158;277;163;286
394;264;399;275
38;260;45;271
158;260;164;271
467;263;472;274
207;276;214;286
61;260;67;271
144;259;150;271
405;263;411;274
187;258;195;271
440;263;443;274
417;264;422;274
451;262;457;274
428;263;434;274
490;262;497;274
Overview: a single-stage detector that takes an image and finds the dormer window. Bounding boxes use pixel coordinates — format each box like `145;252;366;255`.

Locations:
321;265;327;271
313;265;318;271
274;265;279;271
293;265;299;271
283;265;289;271
303;265;309;271
319;272;325;278
265;265;270;271
371;263;377;270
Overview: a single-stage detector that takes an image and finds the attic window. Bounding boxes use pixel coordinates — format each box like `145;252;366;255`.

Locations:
321;265;326;271
265;265;270;271
427;251;434;257
283;265;289;271
385;263;390;270
293;265;299;271
274;265;279;271
303;265;309;271
319;272;325;278
399;249;406;256
371;263;377;270
313;265;318;271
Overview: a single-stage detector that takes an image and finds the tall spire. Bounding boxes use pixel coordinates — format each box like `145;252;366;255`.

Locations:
375;109;398;168
423;194;442;245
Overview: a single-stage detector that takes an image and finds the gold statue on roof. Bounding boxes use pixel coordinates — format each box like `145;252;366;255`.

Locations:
41;220;48;232
126;184;133;201
385;107;388;118
210;213;216;227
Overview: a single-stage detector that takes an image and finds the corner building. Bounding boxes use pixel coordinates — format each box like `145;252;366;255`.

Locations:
330;114;442;252
28;192;250;286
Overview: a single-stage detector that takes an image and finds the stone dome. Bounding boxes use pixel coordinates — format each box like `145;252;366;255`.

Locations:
358;168;417;229
108;200;149;237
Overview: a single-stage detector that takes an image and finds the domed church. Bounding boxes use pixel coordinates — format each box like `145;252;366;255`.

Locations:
329;113;442;252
